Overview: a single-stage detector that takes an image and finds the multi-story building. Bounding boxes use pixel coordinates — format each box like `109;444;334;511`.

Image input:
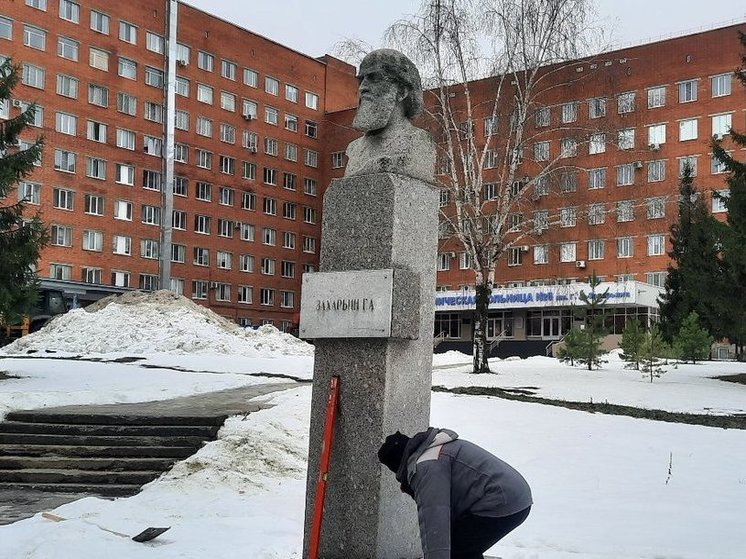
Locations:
0;0;357;329
1;1;743;348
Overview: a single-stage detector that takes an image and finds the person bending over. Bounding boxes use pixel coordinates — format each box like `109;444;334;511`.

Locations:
378;428;532;559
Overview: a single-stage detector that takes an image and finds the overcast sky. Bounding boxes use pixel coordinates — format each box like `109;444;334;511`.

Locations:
181;0;746;59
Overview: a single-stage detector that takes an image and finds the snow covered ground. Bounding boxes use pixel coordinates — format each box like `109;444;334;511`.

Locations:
1;291;745;558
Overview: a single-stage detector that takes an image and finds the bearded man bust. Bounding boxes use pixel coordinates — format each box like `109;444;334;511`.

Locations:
344;49;435;183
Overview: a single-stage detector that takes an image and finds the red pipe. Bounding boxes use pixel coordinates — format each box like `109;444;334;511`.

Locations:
308;375;340;559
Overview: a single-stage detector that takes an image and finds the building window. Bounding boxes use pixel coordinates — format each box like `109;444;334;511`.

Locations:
587;239;604;260
87;84;108;107
197;83;213;104
175;110;189;131
560;137;577;158
59;0;80;23
23;25;47;50
588;168;606;190
711;73;731;97
263;167;277;186
240;222;254;241
243;68;258;87
239;254;254;272
616;163;634;186
220;123;236;144
197;150;212;169
260;288;275;306
617;237;634;258
50;224;72;246
589;133;605;154
678;155;698;177
174;143;188;163
648;123;666;146
560;242;576;263
507;247;523;266
172;210;186;230
265;106;279;125
303;206;317;224
238;286;253;304
265;76;279;95
712;113;732;138
587;203;605;225
280;290;295;309
111;271;130;288
174;176;188;197
141;205;161;226
588;97;606;119
618;128;634;150
242;191;256;210
437;252;451;271
56;75;78;99
193;247;209;266
139;274;159;292
679;118;697;141
195;182;212;201
89;47;109;71
221;59;236;80
305;91;319;110
192;280;208;300
86;157;106;180
711;153;728;175
304;178;317;196
647;160;665;182
171;244;185;264
175;76;189;97
115;163;134;186
617;200;634;222
113;200;133;221
111;241;133;263
55;111;77;135
647;86;665;108
282;231;296;250
646;197;666;219
196;116;212;137
305;120;318;138
22;64;45;89
27;0;48;10
219;155;235;175
54;149;76;173
281;261;295;279
262;227;276;246
119;21;137;44
304;149;318;168
533;245;549;265
561;101;578;123
261;257;275;275
712;189;729;213
19;181;41;205
533;141;549;162
49;263;73;281
144;101;163;123
559;207;576;227
560;171;577;193
145;31;164;54
118;57;137;80
57;36;78;60
117;92;137;116
678;80;697;103
283;202;297;220
220;91;236;112
617;91;635;114
647;234;665;256
144;135;162;156
217;251;232;269
90;10;109;34
194;214;211;235
302;236;316;254
198;51;214;71
82;229;103;252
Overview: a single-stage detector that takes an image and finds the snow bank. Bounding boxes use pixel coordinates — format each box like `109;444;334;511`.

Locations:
0;290;313;357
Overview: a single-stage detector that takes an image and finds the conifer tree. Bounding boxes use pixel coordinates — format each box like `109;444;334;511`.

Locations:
558;326;583;367
562;273;609;370
620;318;645;370
711;31;746;359
640;324;666;383
658;163;723;341
675;311;714;364
0;59;46;323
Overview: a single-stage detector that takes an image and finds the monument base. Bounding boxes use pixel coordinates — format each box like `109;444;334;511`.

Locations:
302;173;438;558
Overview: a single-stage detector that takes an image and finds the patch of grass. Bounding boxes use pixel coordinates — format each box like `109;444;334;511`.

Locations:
433;385;746;430
714;373;746;385
0;370;20;381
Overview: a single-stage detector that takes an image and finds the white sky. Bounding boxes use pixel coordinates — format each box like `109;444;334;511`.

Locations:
181;0;746;59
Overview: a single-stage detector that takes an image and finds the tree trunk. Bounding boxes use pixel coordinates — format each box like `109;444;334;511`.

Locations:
472;282;492;374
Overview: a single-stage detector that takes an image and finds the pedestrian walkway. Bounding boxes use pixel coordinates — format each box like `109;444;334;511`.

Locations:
0;382;297;525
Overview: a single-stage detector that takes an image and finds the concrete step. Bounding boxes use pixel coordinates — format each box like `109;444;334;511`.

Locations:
0;421;220;438
6;411;227;427
0;433;206;448
0;443;197;459
0;456;176;471
0;481;140;497
0;468;163;486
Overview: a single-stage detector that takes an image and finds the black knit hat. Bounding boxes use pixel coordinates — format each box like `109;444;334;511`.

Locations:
377;431;410;473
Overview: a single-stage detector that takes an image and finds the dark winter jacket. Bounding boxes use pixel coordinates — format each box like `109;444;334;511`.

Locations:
395;428;532;559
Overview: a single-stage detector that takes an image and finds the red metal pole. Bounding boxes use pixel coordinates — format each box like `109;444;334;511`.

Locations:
308;375;340;559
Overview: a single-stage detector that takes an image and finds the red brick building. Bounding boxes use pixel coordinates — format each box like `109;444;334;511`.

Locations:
0;1;743;342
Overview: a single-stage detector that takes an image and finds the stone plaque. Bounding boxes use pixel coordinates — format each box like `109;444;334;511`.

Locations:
300;268;420;339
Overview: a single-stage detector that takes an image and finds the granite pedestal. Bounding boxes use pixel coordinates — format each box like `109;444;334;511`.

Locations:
302;173;438;558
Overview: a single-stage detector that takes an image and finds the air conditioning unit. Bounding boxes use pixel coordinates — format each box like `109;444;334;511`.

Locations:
249;146;257;153
649;143;660;151
576;260;587;269
243;114;253;121
176;60;188;67
634;160;643;169
209;281;219;289
713;133;724;140
234;220;242;229
11;99;23;108
519;245;530;252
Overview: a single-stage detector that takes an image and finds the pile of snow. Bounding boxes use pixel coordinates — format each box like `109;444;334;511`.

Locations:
0;290;313;357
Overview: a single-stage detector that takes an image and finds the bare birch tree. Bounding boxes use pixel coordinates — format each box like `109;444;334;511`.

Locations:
379;0;605;373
